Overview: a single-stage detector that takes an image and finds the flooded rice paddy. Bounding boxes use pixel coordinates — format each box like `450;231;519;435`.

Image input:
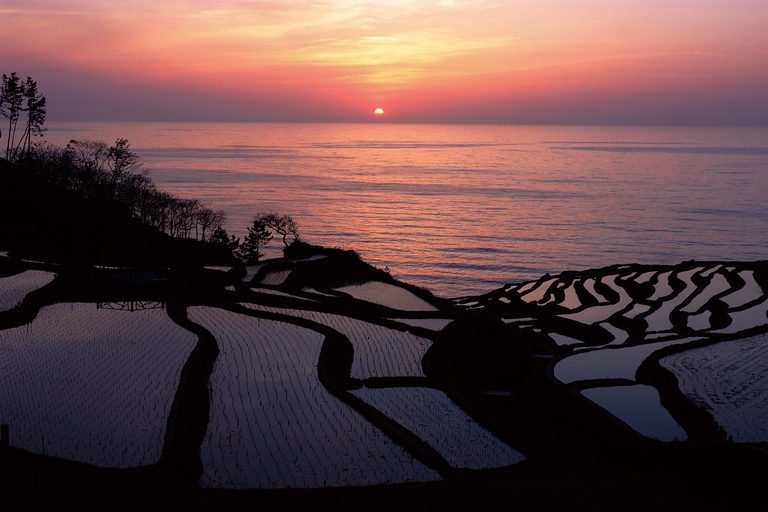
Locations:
460;259;768;443
2;254;768;487
0;302;194;467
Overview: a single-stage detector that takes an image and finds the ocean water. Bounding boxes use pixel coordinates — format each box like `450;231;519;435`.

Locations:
44;122;768;297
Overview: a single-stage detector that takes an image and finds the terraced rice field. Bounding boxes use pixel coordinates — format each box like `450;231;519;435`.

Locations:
0;303;195;467
335;281;439;311
581;385;687;441
660;332;768;442
462;261;768;441
188;306;441;488
351;387;525;469
4;255;768;489
239;304;432;380
0;270;56;311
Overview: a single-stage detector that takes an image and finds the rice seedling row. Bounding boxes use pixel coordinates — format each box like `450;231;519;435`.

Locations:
351;386;525;470
458;262;768;440
660;332;768;442
0;303;195;467
0;270;56;311
187;306;440;488
240;304;431;379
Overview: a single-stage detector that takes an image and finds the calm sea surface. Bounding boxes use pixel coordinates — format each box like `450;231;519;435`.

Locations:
44;122;768;297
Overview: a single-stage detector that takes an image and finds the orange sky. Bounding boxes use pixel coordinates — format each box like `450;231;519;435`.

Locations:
2;0;767;124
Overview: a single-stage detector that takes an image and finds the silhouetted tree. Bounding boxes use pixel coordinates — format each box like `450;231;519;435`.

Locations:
18;77;46;156
23;132;231;246
210;226;230;245
1;72;25;160
241;218;272;263
64;139;110;198
196;205;227;241
107;138;145;199
256;212;299;246
210;226;241;257
63;138;148;202
21;142;67;187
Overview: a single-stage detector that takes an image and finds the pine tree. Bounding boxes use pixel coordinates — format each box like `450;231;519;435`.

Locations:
1;72;25;160
241;219;272;263
255;212;300;246
19;77;46;156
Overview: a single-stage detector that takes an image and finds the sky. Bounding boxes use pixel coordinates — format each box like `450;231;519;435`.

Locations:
2;0;767;125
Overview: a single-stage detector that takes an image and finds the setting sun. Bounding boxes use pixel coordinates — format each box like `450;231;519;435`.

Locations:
1;1;766;124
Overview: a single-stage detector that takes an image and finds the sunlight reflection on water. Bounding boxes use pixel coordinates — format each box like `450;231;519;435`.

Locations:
46;122;768;297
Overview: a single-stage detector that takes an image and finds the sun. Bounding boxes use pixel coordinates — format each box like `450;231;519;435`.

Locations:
374;108;384;116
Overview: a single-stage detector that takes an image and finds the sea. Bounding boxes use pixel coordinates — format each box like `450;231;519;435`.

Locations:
43;122;768;298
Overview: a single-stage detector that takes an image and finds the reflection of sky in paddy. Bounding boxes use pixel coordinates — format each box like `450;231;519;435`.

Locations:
582;385;687;441
335;281;439;311
681;272;730;313
188;307;440;488
559;275;632;324
721;271;763;308
0;303;195;467
714;297;768;334
554;338;698;383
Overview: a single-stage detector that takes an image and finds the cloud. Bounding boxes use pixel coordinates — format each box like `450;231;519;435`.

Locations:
2;0;767;123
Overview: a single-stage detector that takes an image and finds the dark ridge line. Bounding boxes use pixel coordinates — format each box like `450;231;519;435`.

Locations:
0;269;79;331
574;277;600;308
159;297;219;480
570;378;640;390
423;331;649;460
244;285;454;321
489;260;768;301
362;376;439;389
673;267;716;318
0;289;45;331
592;275;621;304
246;259;297;286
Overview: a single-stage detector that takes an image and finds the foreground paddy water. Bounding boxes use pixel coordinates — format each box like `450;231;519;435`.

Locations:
2;251;768;488
0;303;194;467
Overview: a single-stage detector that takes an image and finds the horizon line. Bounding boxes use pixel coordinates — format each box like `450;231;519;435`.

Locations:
45;119;768;129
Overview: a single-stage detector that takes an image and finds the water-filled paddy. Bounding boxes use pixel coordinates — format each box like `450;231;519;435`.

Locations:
0;303;195;467
240;304;433;380
0;270;55;311
335;281;439;312
553;338;698;384
351;387;525;469
188;306;441;488
661;333;768;443
581;385;687;441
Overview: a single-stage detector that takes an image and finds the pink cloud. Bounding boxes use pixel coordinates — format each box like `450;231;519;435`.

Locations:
1;0;766;124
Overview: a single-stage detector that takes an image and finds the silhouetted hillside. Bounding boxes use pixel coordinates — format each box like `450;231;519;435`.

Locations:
0;159;236;266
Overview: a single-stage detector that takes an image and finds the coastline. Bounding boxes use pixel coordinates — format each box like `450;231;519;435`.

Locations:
2;157;768;510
